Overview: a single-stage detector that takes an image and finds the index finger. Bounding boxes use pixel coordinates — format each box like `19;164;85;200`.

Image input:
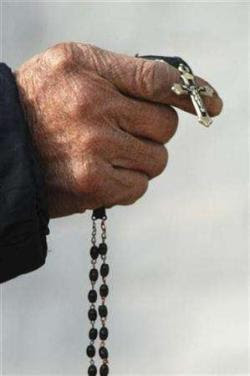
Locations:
123;57;223;117
81;45;223;117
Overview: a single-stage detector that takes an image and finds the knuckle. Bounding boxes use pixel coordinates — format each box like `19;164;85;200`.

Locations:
68;76;102;116
138;60;164;98
82;130;101;153
76;42;96;55
75;42;100;69
67;91;88;118
71;163;88;195
68;99;82;119
72;156;103;197
45;42;76;70
66;83;98;119
76;85;98;114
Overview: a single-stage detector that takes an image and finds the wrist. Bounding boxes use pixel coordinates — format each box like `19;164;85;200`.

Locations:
14;70;31;128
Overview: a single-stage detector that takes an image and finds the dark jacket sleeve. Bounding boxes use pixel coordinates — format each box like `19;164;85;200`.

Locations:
0;63;50;283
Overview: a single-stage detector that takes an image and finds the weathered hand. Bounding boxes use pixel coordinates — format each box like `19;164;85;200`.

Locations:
15;42;223;218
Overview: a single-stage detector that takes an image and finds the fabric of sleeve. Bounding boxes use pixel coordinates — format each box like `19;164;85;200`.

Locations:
0;62;50;283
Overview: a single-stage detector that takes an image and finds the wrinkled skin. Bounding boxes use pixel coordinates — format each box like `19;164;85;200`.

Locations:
15;42;223;218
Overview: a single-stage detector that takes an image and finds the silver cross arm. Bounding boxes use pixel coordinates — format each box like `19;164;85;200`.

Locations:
171;63;214;127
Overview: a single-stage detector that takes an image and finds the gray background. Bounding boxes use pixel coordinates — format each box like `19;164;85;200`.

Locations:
0;1;249;375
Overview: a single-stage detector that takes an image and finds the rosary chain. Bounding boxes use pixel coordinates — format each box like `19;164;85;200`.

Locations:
98;217;109;376
86;217;99;376
87;213;109;376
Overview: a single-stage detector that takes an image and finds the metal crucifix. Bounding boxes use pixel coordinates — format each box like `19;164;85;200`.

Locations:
171;63;214;127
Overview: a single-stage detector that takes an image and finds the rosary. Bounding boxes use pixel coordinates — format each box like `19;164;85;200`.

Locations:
85;55;214;376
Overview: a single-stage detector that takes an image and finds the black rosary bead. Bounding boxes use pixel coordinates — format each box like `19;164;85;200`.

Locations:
100;363;109;376
99;326;108;340
89;268;98;282
100;263;109;278
90;245;99;260
99;243;107;256
89;327;98;341
88;364;97;376
100;283;109;298
99;346;109;360
86;344;96;358
88;308;97;321
88;289;97;303
98;304;108;318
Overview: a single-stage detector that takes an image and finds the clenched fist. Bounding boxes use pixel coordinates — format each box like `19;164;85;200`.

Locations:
15;42;223;218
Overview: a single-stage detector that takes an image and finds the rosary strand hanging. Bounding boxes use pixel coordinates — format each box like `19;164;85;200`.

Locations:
86;207;109;376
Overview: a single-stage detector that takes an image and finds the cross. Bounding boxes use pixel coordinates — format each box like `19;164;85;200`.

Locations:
171;63;214;127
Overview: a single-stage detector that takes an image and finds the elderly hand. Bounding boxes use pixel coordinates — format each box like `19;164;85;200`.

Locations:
15;42;223;218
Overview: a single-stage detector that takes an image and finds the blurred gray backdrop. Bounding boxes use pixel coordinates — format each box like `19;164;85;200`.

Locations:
0;1;249;375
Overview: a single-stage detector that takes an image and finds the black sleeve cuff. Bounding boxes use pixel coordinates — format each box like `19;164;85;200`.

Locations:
0;63;50;283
